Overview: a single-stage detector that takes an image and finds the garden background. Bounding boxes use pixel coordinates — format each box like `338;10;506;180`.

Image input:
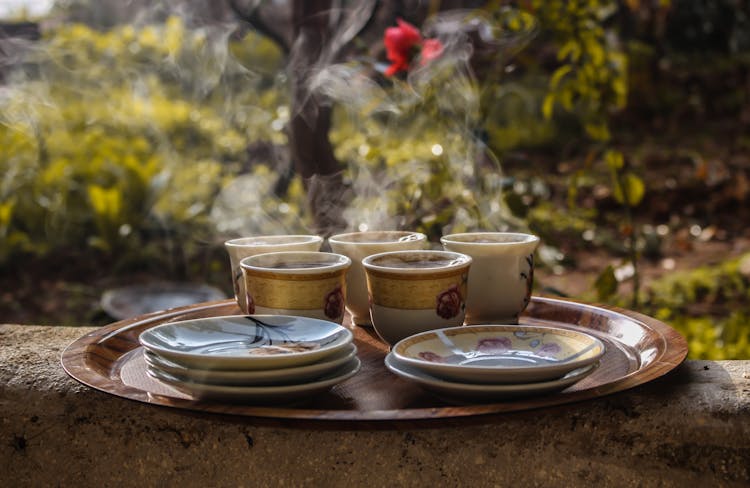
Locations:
1;0;748;360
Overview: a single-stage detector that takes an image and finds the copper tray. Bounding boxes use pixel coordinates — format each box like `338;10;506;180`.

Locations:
61;297;687;425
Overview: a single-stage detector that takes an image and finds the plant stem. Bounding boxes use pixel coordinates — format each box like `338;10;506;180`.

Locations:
613;168;640;309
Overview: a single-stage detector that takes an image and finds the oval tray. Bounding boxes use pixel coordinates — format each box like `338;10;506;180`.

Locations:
61;297;687;425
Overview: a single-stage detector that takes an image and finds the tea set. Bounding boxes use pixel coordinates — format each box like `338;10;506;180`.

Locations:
138;230;605;403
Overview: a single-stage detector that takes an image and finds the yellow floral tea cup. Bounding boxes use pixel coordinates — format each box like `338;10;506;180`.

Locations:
240;251;351;324
362;250;471;345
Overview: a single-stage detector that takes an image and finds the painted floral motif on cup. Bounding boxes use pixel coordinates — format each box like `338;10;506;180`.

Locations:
324;285;345;320
233;268;243;298
436;284;463;319
519;253;534;310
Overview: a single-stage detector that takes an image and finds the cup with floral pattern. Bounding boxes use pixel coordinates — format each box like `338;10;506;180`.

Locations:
240;251;351;324
362;250;471;346
225;235;323;313
440;232;540;324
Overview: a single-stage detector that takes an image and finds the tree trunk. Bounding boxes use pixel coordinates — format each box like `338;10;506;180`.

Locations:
287;0;350;237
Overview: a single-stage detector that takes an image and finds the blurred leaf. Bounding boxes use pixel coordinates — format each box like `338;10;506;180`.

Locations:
558;40;581;62
0;199;14;228
612;172;645;207
584;122;611;141
550;65;572;89
595;265;618;301
542;94;555;120
605;150;624;170
585;38;605;66
87;185;122;221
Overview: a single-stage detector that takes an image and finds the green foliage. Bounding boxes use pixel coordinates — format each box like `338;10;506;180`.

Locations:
594;265;618;302
320;3;634;239
667;313;750;360
531;0;628;142
642;254;750;359
525;200;595;245
0;17;291;266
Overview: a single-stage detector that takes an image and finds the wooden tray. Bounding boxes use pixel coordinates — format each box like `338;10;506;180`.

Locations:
61;297;687;425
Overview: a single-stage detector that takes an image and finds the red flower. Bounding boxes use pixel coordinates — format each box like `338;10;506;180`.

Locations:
421;38;443;62
383;18;443;76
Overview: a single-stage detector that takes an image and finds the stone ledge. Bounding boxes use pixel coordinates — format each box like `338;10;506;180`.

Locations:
1;324;749;487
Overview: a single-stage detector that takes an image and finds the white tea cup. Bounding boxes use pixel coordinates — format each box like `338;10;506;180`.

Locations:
441;232;539;324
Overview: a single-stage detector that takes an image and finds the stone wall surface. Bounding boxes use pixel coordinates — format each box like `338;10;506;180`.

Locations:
1;324;749;487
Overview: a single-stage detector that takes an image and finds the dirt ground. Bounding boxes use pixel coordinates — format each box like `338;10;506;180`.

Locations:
537;236;750;299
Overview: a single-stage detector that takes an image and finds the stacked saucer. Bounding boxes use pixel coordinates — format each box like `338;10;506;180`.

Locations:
138;315;359;403
385;325;605;401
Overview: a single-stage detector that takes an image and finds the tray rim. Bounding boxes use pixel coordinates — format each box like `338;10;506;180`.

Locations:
61;296;688;424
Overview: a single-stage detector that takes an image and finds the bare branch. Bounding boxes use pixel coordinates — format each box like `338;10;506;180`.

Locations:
226;0;291;54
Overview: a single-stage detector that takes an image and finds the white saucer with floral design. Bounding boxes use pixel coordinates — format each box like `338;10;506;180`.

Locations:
391;325;604;384
385;353;597;400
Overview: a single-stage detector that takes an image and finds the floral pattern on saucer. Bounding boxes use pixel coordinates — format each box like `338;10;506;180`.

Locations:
417;333;565;364
385;353;598;400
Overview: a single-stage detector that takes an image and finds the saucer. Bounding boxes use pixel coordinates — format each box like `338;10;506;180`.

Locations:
391;325;604;384
139;315;353;370
143;344;357;386
384;353;597;400
147;357;361;402
101;282;226;320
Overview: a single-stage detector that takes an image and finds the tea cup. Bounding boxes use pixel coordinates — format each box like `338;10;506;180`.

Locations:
240;251;351;324
362;250;471;345
225;235;323;313
328;231;427;326
440;232;540;324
